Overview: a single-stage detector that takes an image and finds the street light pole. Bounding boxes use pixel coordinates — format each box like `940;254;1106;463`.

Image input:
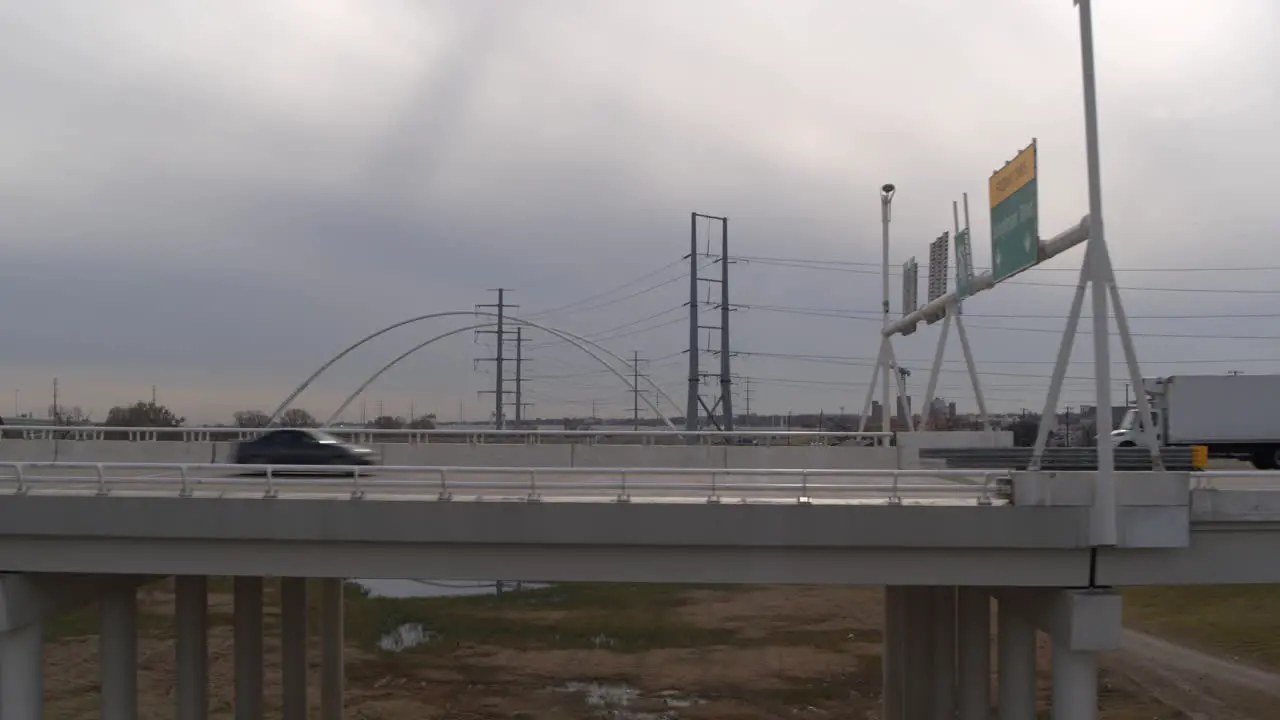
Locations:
880;184;896;434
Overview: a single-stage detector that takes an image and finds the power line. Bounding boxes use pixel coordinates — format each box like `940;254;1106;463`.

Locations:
732;303;1280;322
524;306;685;349
731;304;1280;340
736;256;1280;294
521;260;687;319
734;349;1280;369
735;254;1280;274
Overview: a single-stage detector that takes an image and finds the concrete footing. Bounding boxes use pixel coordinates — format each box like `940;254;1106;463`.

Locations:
882;585;1116;720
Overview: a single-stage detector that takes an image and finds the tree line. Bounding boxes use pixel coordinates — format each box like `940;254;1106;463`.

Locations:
27;400;437;430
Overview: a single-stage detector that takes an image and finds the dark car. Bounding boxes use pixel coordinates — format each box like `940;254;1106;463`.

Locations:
231;428;379;467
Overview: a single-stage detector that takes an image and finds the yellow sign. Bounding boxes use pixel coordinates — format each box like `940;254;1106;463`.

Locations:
989;141;1037;209
1191;445;1208;470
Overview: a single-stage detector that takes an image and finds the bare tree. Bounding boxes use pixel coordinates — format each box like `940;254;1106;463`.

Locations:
279;408;317;428
233;410;270;428
104;401;184;428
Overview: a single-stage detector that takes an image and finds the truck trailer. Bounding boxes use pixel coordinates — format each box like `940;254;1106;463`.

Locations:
1110;374;1280;469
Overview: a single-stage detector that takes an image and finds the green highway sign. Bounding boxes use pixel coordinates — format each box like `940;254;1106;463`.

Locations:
989;141;1039;283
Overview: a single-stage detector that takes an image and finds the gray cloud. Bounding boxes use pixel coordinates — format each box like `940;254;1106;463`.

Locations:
0;0;1277;425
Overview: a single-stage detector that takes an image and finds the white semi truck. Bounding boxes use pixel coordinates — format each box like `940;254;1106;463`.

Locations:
1110;374;1280;469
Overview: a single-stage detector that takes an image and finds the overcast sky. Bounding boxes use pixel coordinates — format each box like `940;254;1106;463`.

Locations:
2;0;1277;425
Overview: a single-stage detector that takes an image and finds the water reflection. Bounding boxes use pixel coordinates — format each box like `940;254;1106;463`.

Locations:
551;682;705;719
357;578;548;599
378;623;440;652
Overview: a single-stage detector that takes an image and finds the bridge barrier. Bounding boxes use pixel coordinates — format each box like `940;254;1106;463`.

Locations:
570;445;727;469
0;462;1005;505
0;440;911;470
376;443;573;467
0;441;222;464
724;445;902;470
897;431;1013;453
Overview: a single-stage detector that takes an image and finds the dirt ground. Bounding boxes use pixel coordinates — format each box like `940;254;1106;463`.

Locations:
39;582;1280;719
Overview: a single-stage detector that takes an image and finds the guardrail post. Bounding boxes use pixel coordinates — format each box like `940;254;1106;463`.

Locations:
13;465;26;495
616;471;631;503
96;464;107;496
798;471;811;505
888;472;902;506
707;471;721;504
437;469;452;501
264;466;278;499
527;470;542;502
350;466;364;500
179;465;191;497
979;473;994;506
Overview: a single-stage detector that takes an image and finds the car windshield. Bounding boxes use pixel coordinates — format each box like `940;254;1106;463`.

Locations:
305;429;343;444
1119;410;1137;430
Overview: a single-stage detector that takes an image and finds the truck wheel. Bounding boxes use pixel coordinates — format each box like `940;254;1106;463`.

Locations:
1118;441;1136;448
1252;450;1276;470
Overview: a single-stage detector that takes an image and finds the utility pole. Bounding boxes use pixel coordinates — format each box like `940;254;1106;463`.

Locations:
743;377;751;424
719;217;733;431
631;351;649;431
508;327;531;426
476;288;517;430
51;378;59;423
151;384;157;405
686;213;700;433
689;212;731;432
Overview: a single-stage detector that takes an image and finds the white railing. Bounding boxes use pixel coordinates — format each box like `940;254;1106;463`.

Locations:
0;462;1004;505
0;425;894;446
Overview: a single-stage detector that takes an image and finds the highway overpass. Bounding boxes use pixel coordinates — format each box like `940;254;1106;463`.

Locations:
0;433;1275;720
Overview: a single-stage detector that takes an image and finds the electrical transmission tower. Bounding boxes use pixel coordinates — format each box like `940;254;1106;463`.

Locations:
475;288;517;429
631;350;650;430
686;212;734;432
506;327;533;426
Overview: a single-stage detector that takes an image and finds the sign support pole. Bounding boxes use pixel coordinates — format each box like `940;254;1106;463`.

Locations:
953;311;990;431
919;312;950;430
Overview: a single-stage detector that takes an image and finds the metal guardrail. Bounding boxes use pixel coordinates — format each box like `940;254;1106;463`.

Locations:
919;447;1196;471
0;425;893;446
0;462;1005;505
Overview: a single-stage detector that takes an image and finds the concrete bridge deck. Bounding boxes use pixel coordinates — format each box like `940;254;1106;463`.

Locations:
1;460;1278;720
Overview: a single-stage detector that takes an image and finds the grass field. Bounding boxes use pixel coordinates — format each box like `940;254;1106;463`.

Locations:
1123;585;1280;671
39;579;1258;719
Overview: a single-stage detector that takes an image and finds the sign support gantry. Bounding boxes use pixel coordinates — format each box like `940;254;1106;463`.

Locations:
917;194;990;432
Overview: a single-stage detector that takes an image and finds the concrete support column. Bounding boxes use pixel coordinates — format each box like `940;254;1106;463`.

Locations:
176;575;209;720
100;585;139;720
882;585;906;720
931;587;956;720
234;577;265;720
281;577;309;720
0;623;43;720
320;578;345;720
902;587;935;720
1051;642;1098;720
956;587;991;720
996;597;1037;720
